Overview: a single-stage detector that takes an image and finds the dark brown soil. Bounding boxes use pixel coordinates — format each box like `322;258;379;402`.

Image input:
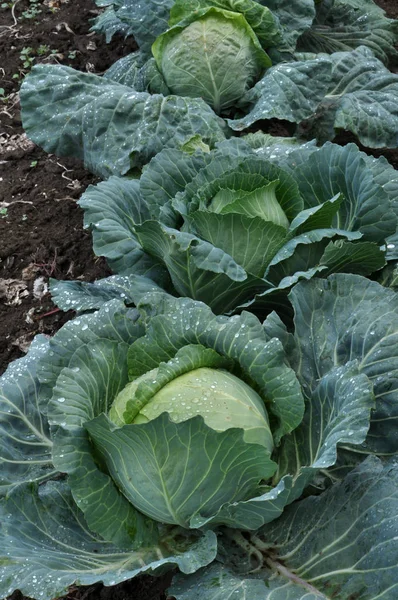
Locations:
376;0;398;19
0;0;398;599
0;0;137;373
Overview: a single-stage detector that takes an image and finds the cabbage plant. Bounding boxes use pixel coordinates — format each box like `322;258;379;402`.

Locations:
56;138;397;316
1;274;398;599
19;2;398;178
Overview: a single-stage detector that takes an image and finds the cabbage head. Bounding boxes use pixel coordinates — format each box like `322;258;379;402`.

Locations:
38;293;308;532
118;140;390;315
152;1;278;113
1;276;394;600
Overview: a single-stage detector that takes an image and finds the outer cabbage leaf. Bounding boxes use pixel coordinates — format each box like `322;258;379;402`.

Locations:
257;0;316;49
262;140;398;223
78;176;166;276
139;146;213;224
228;57;332;130
230;46;398;149
38;300;144;398
0;337;56;495
103;51;171;95
171;457;398;599
103;51;146;87
50;274;168;313
86;413;275;528
303;46;398;148
92;0;174;56
37;301;149;545
290;273;398;454
0;481;217;600
291;142;397;243
20;64;226;178
297;0;398;65
90;5;133;42
133;220;266;314
181;212;288;277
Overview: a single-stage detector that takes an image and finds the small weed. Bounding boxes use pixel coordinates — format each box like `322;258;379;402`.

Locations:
20;46;35;69
37;44;50;56
0;88;10;104
1;1;13;8
21;214;28;221
68;50;78;60
30;160;38;168
17;45;60;77
0;207;8;218
21;0;42;20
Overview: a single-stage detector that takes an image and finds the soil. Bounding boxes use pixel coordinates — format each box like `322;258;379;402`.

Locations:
0;0;398;599
0;0;139;373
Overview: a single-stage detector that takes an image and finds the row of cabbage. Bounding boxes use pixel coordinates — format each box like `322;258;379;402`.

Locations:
1;1;398;599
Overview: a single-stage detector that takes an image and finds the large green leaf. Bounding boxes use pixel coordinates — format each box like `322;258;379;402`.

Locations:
93;0;174;56
140;148;211;224
276;362;374;478
170;562;326;599
90;4;133;42
297;0;398;65
186;211;288;277
78;177;166;275
306;46;398;148
134;220;266;313
20;64;225;178
228;57;332;130
38;299;144;403
257;0;316;49
172;457;398;599
0;337;56;495
334;88;398;148
86;413;275;528
292;142;396;242
263;228;361;286
318;240;386;276
290;274;398;454
257;456;398;599
50;274;168;313
0;481;217;600
37;301;147;545
103;51;147;87
288;193;343;233
263;140;398;228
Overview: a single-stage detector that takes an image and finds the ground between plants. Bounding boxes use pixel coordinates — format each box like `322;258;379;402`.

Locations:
0;0;398;598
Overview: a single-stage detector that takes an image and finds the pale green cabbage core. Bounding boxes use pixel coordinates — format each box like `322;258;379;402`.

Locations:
109;367;274;454
209;180;289;229
152;10;271;114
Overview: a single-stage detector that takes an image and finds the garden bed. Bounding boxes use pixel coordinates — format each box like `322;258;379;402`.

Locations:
1;1;398;600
